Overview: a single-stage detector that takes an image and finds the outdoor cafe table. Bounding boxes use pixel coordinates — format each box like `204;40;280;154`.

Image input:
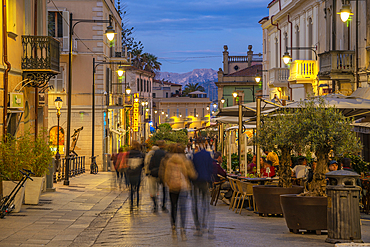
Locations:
238;177;279;185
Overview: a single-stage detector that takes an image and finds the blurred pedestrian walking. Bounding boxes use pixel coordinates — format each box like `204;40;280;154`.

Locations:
163;144;197;241
192;144;215;238
114;147;127;189
126;141;145;212
148;140;168;213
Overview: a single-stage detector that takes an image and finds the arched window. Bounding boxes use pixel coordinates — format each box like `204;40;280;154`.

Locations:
49;126;65;154
137;78;139;91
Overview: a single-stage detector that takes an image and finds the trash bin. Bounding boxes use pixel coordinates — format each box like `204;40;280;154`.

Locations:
325;170;363;244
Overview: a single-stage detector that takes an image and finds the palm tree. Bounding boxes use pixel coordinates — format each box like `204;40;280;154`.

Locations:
142;53;161;74
182;83;205;96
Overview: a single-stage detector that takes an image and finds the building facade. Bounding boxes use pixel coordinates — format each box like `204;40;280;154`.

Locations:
1;0;58;139
260;0;368;101
216;45;262;109
47;0;125;169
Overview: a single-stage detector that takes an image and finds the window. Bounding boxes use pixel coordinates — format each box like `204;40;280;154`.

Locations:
153;93;156;98
137;78;139;92
141;79;143;92
166;92;168;98
186;109;188;117
167;109;170;116
177;109;179;117
49;64;65;93
48;11;63;38
144;79;146;92
147;80;150;92
307;18;313;60
295;25;300;60
275;38;279;68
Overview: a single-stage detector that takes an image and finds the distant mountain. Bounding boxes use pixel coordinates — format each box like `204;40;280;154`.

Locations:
157;69;218;102
157;69;218;86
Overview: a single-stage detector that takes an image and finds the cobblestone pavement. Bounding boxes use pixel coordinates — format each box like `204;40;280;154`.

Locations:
0;172;370;247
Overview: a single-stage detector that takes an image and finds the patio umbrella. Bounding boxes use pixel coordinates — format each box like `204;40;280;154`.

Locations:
283;94;370;119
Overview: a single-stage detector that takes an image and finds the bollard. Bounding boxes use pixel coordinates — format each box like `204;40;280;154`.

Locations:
46;160;56;192
325;170;363;244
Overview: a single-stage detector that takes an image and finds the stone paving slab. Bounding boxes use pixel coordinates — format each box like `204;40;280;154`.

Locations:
1;172;370;246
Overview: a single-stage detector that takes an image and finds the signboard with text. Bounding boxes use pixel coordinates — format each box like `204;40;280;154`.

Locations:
133;93;139;132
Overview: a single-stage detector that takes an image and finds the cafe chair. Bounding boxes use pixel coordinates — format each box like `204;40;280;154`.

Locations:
235;180;253;215
228;178;238;210
210;177;226;206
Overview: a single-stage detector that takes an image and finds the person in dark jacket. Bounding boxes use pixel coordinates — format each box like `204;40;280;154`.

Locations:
127;141;145;212
148;140;168;212
192;145;215;237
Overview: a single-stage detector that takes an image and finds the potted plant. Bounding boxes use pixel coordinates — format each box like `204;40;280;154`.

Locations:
24;131;53;205
254;107;304;216
0;133;34;212
280;97;361;234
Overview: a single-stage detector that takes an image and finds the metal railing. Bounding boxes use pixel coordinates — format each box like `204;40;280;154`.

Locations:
22;35;60;73
319;50;355;73
54;156;85;182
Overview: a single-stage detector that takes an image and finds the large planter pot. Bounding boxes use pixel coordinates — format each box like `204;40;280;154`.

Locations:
24;177;45;205
253;185;304;216
280;194;327;234
2;180;27;213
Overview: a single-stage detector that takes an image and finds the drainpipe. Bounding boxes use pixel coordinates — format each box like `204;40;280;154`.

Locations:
271;15;281;68
287;15;293;100
288;15;293;59
34;0;38;138
2;0;10;136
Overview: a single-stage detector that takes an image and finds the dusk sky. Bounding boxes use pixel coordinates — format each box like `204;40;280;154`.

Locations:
123;0;272;73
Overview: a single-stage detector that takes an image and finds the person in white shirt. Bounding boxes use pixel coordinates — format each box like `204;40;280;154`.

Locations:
292;157;308;186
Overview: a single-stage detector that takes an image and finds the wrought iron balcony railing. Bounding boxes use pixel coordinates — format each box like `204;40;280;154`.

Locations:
318;50;355;81
22;36;60;74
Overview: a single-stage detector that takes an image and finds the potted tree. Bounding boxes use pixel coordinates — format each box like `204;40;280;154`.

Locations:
0;133;34;212
254;107;304;216
24;132;53;205
280;98;361;234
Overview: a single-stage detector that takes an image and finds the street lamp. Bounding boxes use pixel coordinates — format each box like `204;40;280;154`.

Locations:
161;111;165;115
154;110;158;114
117;65;125;77
213;102;217;109
179;113;182;118
92;59;129;174
221;97;225;104
255;74;261;83
125;85;131;95
65;14;117;185
232;91;238;98
54;97;63;181
338;0;359;88
206;105;210;111
282;46;317;65
338;3;353;22
105;25;115;42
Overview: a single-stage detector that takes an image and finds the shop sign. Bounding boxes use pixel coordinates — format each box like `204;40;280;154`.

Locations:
133;93;139;132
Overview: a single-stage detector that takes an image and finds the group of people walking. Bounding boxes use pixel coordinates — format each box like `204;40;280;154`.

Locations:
111;140;220;241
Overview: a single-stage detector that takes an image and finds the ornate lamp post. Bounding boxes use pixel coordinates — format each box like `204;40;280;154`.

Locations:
54;97;63;181
65;14;116;185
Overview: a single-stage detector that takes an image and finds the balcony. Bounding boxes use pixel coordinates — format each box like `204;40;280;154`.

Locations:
268;68;289;87
317;50;355;81
109;94;132;108
288;60;318;84
22;36;60;74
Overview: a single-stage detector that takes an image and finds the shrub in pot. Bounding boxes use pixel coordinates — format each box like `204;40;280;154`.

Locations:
0;133;34;212
254;107;304;216
279;97;361;233
24;131;53;205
